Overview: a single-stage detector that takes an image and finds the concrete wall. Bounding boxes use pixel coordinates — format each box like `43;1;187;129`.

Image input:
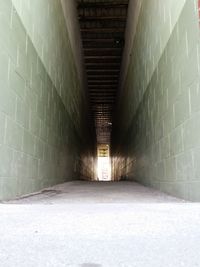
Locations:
112;0;200;201
61;0;87;90
0;0;94;200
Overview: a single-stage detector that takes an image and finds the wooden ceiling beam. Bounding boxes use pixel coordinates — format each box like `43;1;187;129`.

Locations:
84;48;122;56
81;28;125;33
91;100;115;102
89;85;117;88
85;55;120;58
88;78;118;81
90;92;116;94
82;33;124;39
83;38;122;42
86;62;120;66
89;87;117;89
84;47;121;51
87;69;119;73
89;90;116;93
85;52;122;57
88;82;118;85
78;3;128;9
90;90;116;92
92;109;113;111
88;73;118;76
90;97;116;99
92;105;113;107
93;114;112;116
79;16;126;21
86;64;120;69
90;92;116;95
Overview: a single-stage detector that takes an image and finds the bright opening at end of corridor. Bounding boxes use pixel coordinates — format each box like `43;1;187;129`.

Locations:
97;145;111;181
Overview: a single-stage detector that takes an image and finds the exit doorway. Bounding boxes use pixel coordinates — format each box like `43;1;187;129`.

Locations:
97;145;111;181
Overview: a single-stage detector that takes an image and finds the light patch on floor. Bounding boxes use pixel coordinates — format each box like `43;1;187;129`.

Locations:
4;181;183;204
0;181;200;267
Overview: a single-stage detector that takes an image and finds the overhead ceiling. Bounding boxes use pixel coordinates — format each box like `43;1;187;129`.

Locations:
77;0;129;144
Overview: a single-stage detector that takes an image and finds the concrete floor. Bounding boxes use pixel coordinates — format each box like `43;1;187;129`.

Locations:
1;181;200;267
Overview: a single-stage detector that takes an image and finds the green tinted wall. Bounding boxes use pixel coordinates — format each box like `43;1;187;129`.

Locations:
112;0;200;201
0;0;93;200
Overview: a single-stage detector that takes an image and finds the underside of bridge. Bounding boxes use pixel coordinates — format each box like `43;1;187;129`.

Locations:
0;0;200;201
